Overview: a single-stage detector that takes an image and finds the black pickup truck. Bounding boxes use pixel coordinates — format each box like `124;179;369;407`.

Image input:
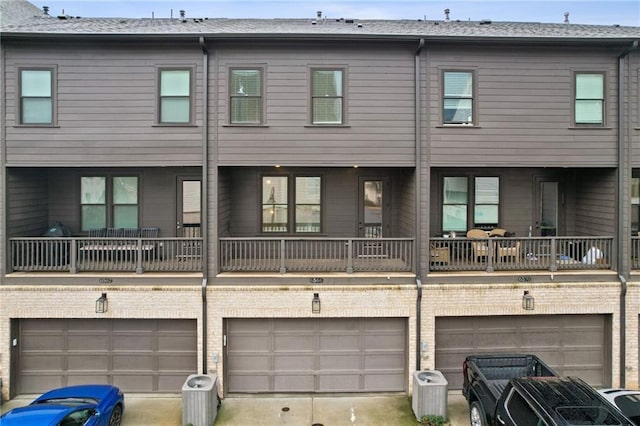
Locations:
463;354;633;426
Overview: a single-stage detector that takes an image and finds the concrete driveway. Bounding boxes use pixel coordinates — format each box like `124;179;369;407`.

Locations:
216;393;469;426
1;392;470;425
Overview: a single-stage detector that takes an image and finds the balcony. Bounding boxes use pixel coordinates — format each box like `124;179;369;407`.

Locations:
10;237;202;274
429;236;613;272
219;237;414;274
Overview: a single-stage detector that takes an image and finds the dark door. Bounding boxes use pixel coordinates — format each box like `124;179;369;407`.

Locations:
177;177;201;237
535;178;563;237
358;178;388;238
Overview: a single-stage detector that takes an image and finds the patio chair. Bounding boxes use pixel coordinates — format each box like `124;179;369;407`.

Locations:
467;228;489;261
140;227;160;260
88;228;106;238
497;239;521;261
489;228;506;237
141;227;159;238
430;242;450;264
106;228;124;238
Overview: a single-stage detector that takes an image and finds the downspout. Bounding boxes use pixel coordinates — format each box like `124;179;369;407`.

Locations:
1;39;6;279
617;40;637;388
199;36;209;374
619;274;628;387
415;38;425;372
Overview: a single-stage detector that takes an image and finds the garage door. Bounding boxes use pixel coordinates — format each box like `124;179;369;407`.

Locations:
226;318;406;393
435;315;610;390
16;319;197;394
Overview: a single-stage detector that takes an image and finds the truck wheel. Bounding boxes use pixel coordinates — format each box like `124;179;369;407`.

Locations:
470;401;486;426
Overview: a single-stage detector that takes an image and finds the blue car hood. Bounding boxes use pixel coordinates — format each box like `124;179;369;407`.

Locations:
35;384;114;402
0;404;93;426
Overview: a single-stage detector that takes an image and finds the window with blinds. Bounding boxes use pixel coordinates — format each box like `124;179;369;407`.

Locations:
443;71;474;124
159;69;191;124
20;68;54;125
575;72;604;125
230;68;263;124
311;69;343;124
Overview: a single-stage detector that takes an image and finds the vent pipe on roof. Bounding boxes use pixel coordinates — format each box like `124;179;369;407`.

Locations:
444;8;450;21
42;6;49;15
564;12;569;23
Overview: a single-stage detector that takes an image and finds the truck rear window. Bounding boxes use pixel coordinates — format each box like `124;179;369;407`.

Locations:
555;406;622;425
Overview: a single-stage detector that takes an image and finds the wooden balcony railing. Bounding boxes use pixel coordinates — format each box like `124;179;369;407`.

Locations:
219;237;414;273
430;236;613;272
10;237;203;274
11;235;615;275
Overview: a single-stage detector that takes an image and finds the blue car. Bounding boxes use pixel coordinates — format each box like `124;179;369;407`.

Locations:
0;384;124;426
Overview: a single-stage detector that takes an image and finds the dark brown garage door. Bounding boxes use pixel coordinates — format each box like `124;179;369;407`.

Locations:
16;319;197;394
435;315;610;390
226;318;406;393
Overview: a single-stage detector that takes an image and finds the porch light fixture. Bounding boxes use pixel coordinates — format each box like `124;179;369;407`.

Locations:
312;293;321;314
522;290;534;311
95;293;108;313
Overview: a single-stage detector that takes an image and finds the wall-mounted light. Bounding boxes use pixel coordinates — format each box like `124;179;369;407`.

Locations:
522;290;534;311
95;293;108;313
312;293;321;314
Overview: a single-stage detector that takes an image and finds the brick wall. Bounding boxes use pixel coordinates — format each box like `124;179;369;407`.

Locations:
0;285;201;400
206;284;418;394
421;281;624;387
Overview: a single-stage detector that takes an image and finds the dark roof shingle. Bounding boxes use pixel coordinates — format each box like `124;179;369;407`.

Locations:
1;0;639;41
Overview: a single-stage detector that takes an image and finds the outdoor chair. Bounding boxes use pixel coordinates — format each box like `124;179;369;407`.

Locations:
467;228;490;262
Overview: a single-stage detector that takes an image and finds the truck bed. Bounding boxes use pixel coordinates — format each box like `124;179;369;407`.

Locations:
464;354;557;401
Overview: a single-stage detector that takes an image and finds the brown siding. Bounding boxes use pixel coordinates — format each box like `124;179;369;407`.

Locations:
4;41;204;166
44;167;198;236
631;51;640;164
429;167;615;238
218;170;232;237
7;168;48;237
226;167;412;237
427;45;619;167
394;170;415;238
216;41;416;167
574;168;617;236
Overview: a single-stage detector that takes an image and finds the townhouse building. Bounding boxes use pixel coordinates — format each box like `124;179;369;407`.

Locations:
1;0;640;399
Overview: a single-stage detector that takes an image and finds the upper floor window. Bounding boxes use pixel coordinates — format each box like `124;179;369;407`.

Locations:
311;69;343;124
159;69;191;124
574;72;604;126
81;176;139;231
262;175;322;233
230;68;263;124
442;176;499;232
443;71;473;125
20;68;54;125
